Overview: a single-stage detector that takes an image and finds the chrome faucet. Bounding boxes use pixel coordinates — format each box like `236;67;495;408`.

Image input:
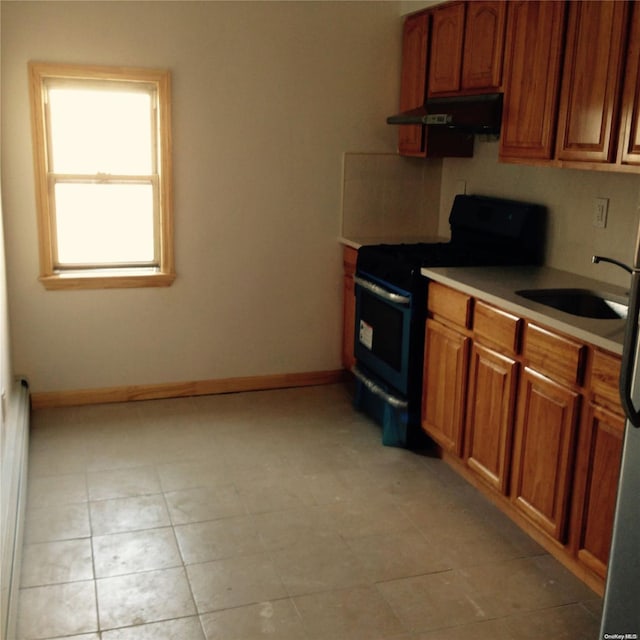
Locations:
592;255;634;274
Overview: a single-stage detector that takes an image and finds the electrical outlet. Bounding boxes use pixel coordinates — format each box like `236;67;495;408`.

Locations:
593;197;609;228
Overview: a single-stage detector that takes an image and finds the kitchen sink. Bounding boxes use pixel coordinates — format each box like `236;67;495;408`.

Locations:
515;288;628;320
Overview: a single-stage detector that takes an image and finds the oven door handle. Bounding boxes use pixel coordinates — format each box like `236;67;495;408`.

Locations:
351;365;409;409
353;276;411;306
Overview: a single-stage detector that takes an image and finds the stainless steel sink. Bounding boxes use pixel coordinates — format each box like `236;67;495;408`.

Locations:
515;288;628;320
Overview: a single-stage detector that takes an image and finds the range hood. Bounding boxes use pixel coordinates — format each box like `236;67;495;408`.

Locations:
387;93;503;135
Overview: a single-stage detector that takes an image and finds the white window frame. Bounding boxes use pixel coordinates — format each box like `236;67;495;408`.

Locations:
28;62;175;290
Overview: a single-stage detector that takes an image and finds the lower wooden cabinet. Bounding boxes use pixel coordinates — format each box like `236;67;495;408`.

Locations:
422;318;470;456
571;350;625;580
421;281;624;593
572;404;624;579
465;343;518;494
341;247;357;371
511;367;581;541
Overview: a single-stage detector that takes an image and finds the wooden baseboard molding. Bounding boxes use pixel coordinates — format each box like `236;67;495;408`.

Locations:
30;369;347;409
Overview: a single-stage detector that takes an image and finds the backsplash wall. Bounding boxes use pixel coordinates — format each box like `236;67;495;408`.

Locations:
441;140;640;288
341;152;442;240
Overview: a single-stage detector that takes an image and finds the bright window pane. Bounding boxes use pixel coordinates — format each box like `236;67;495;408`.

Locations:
48;85;153;175
54;183;155;265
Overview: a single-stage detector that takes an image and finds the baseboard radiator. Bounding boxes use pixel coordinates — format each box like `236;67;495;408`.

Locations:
1;379;30;640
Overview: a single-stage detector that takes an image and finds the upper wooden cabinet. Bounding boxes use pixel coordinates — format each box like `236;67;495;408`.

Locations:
396;9;474;158
395;0;640;173
428;1;506;97
555;1;630;163
618;1;640;165
428;3;465;95
500;0;640;172
499;1;567;161
461;1;507;91
398;12;429;157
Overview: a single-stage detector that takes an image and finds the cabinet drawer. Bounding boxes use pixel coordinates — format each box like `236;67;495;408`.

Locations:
428;282;472;328
591;350;622;412
524;324;585;386
474;300;521;354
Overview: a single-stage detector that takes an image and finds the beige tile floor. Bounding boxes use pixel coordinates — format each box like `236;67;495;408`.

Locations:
17;383;602;639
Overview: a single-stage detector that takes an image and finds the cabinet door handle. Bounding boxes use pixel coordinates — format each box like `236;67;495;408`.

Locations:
354;276;411;306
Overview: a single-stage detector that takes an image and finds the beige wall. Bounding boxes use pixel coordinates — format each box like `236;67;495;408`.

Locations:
1;1;403;393
439;141;640;289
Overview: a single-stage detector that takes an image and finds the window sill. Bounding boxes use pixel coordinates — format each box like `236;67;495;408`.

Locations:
39;269;176;290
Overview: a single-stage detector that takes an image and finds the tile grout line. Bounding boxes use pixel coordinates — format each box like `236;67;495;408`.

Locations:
161;477;207;639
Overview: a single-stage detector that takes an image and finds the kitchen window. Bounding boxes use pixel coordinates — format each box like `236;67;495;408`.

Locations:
28;62;174;290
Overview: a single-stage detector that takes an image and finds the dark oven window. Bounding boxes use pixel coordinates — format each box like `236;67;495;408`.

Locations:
360;293;403;372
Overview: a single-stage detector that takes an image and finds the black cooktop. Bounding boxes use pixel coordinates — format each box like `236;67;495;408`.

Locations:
356;195;546;290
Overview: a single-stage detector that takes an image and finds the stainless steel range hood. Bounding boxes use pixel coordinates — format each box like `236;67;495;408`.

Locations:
387;93;503;135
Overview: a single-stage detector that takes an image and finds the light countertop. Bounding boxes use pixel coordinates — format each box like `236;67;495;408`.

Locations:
420;265;628;355
339;235;447;250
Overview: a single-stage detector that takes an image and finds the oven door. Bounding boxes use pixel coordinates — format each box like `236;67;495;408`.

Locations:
353;274;413;396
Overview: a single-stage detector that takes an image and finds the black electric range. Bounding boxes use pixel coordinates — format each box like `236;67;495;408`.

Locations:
352;194;547;447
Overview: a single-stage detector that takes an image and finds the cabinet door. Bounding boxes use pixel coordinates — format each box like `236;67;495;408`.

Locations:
461;1;507;91
499;0;566;160
573;404;624;579
422;318;470;456
428;2;465;96
618;1;640;165
511;368;580;541
341;247;357;371
398;12;429;157
465;343;518;494
556;1;629;162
